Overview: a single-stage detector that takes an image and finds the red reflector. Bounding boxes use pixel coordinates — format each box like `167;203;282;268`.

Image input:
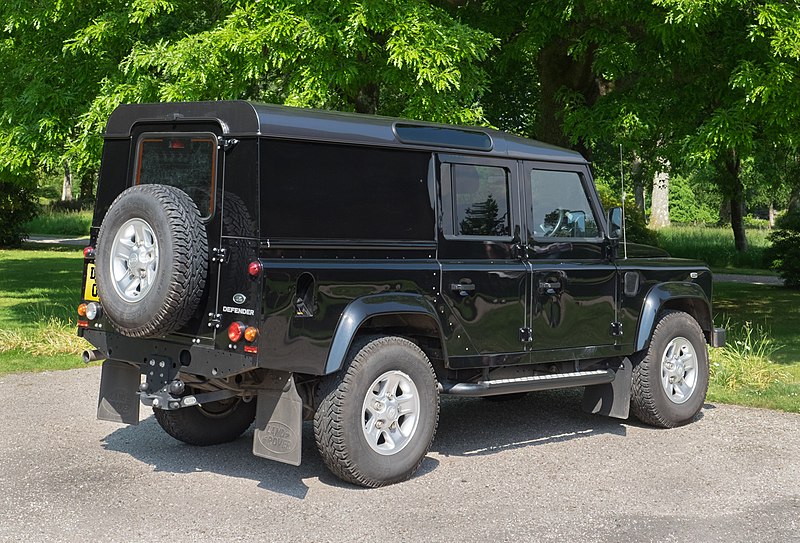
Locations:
228;321;245;343
244;345;258;354
78;320;89;328
248;261;262;277
83;246;95;258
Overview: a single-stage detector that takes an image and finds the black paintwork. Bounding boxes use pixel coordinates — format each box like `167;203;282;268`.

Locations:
82;101;718;387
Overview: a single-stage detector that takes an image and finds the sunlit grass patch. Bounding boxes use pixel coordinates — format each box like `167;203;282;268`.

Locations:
709;321;789;392
656;226;770;270
22;209;92;236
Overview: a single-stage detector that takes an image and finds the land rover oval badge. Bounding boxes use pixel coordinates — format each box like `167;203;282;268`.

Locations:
233;293;247;305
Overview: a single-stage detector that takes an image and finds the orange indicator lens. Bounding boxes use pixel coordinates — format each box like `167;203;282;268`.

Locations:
77;303;88;317
244;327;259;342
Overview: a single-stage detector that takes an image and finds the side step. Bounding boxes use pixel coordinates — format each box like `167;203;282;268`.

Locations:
441;369;615;397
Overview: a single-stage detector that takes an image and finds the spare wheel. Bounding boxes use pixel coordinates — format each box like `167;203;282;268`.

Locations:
95;184;208;338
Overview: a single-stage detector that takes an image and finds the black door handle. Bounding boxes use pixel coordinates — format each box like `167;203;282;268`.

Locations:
538;280;563;296
450;283;476;296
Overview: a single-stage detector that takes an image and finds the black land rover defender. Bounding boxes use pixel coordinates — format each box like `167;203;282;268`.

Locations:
79;101;725;487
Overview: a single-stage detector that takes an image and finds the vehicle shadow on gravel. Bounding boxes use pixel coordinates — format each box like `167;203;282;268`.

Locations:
101;416;351;499
100;388;632;495
432;389;628;457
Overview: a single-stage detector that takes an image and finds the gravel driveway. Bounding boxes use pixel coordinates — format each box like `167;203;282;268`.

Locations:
1;366;797;543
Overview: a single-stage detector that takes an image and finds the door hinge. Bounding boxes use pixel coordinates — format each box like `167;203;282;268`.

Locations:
218;136;239;152
207;313;221;329
610;322;623;336
519;327;533;343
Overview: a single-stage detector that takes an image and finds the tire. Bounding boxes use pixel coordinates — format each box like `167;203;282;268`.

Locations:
95;184;208;338
154;395;257;446
630;310;709;428
313;336;440;487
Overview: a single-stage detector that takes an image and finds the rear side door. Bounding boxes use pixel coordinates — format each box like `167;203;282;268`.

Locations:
522;161;620;363
438;155;531;369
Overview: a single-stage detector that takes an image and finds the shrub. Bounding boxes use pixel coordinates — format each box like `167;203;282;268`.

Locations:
766;211;800;288
710;321;788;391
0;180;39;247
595;184;659;246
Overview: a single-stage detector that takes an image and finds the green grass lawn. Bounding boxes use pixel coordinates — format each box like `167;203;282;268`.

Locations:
711;282;800;412
657;225;771;270
22;209;92;236
0;246;92;373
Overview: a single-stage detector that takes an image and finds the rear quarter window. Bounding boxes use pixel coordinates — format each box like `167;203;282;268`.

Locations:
261;140;434;241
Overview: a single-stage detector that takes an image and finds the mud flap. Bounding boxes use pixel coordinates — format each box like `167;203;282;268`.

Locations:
253;372;303;466
98;359;141;424
581;357;632;419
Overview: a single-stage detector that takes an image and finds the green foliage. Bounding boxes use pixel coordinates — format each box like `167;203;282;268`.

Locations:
669;175;719;224
594;181;659;246
656;226;770;269
710;320;788;392
766;211;800;288
68;0;497;172
0;180;38;246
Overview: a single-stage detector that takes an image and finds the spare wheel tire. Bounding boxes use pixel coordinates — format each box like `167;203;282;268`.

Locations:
95;184;208;338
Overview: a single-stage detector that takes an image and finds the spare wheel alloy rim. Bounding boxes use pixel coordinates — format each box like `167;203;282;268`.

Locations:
109;217;160;303
361;370;421;455
660;336;698;405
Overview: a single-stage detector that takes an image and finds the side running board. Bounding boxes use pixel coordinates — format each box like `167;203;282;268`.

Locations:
441;369;615;397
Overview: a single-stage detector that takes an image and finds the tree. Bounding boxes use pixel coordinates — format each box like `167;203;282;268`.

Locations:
70;0;497;172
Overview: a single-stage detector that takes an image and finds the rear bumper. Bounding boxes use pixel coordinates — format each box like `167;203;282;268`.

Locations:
81;328;258;380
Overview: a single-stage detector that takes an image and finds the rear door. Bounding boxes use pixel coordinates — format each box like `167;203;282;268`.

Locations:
131;124;227;340
522;161;620;363
438;155;531;369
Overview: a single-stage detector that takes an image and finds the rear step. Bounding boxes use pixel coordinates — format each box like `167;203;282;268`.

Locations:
441;369;615;397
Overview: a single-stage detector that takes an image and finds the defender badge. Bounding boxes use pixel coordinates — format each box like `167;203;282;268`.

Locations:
233;293;247;305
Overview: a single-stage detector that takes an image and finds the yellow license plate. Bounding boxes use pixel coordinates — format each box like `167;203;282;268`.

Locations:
83;263;99;301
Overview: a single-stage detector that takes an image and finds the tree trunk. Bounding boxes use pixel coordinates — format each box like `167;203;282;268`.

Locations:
768;202;776;229
631;154;645;215
536;39;600;158
79;169;96;201
353;82;379;115
720;149;748;252
648;166;670;229
62;162;73;202
789;185;800;214
718;199;731;224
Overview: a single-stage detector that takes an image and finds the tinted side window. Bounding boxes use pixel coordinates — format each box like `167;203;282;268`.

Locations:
530;170;599;239
262;141;433;240
452;165;511;237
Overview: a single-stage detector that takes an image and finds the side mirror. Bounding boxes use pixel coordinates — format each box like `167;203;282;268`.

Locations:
607;207;622;240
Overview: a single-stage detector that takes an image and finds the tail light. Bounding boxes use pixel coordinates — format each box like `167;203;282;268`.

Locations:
83;246;95;258
228;321;246;343
248;260;263;277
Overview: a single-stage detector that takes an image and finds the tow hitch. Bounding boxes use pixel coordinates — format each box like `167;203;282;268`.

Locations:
139;382;239;410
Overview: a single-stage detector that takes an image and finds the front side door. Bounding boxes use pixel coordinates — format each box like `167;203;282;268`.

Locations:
522;162;620;363
438;155;531;369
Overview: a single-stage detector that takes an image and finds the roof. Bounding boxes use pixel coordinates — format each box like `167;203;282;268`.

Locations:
105;100;587;164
